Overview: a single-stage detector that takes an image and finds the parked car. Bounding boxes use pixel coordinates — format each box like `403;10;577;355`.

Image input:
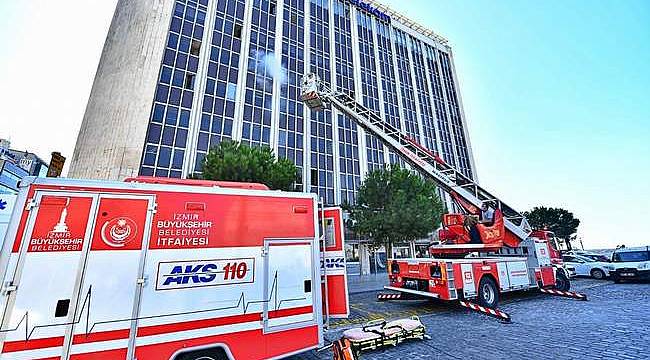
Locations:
562;254;613;280
609;247;650;283
565;250;611;262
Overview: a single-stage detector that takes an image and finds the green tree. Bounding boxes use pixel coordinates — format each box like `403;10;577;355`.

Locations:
344;166;445;257
198;140;298;191
523;206;580;246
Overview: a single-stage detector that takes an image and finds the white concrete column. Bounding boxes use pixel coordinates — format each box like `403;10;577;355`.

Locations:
69;0;176;180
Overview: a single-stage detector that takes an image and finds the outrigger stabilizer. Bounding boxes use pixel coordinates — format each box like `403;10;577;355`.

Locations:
539;288;588;301
458;300;512;323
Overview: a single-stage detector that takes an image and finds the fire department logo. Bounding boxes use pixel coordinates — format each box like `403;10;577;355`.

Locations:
101;217;137;247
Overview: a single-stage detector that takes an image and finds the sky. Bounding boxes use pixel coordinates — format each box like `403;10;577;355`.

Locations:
0;0;648;249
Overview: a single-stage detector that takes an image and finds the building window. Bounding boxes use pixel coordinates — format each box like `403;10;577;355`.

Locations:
226;83;237;101
234;23;242;39
190;40;201;56
311;169;318;186
184;73;195;89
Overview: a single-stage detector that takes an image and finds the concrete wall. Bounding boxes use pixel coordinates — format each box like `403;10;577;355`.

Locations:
69;0;174;180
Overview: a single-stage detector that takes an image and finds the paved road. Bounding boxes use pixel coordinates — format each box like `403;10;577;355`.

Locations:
291;278;650;359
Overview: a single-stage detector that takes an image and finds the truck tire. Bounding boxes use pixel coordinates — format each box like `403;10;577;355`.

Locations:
477;277;499;308
590;268;606;280
175;348;230;360
554;270;571;291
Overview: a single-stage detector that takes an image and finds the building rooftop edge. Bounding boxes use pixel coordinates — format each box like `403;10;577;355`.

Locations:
368;0;450;47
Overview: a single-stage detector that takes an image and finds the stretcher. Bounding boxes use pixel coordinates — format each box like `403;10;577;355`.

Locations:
332;316;429;359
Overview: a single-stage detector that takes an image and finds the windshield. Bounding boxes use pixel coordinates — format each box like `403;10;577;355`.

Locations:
613;251;650;263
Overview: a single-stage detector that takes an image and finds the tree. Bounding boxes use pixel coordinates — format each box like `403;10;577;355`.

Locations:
198;140;298;191
523;206;580;247
344;166;445;257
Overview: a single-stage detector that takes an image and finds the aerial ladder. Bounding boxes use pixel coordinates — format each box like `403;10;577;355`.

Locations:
300;73;531;252
300;74;583;312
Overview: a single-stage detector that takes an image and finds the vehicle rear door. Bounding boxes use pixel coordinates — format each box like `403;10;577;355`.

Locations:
67;194;155;360
263;239;318;333
0;192;97;359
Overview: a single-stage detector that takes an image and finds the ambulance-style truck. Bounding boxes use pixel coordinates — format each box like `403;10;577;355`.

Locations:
0;176;348;360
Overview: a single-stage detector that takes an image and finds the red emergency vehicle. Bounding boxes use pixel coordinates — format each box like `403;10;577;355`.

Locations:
0;176;348;360
300;73;580;313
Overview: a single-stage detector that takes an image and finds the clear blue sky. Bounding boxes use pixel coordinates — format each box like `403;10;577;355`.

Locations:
0;0;648;249
381;0;650;248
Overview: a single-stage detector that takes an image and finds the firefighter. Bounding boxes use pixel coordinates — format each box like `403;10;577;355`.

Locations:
480;202;495;226
464;214;482;244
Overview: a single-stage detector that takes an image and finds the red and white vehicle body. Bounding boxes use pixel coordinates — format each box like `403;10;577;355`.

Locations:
0;176;347;360
387;238;557;305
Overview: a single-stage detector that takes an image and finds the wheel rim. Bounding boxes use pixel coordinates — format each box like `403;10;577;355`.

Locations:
593;270;603;279
556;277;566;290
482;283;495;305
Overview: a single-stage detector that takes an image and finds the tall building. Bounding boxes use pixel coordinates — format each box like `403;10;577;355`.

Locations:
70;0;476;207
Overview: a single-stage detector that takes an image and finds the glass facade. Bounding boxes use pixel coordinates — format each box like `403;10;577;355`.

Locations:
142;0;209;178
241;0;276;148
278;0;306;190
357;12;384;173
332;0;360;205
139;0;476;205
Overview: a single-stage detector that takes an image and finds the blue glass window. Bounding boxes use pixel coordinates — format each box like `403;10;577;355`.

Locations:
161;66;172;84
179;110;190;127
158;146;171;167
172;149;184;169
175;128;188;147
165;106;178;125
152;104;165;123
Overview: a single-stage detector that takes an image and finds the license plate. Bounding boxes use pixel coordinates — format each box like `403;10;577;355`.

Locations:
621;273;635;277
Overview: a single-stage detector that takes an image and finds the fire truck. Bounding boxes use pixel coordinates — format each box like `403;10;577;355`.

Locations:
300;74;576;311
0;176;348;360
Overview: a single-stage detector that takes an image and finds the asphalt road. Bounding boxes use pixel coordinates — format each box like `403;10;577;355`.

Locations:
291;278;650;359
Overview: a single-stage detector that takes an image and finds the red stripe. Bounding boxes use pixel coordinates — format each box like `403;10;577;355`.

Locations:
137;312;261;337
135;325;318;360
2;336;64;353
2;307;314;354
72;328;131;344
268;305;313;319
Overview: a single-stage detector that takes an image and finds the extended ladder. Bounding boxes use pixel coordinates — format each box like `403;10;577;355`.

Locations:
300;73;531;244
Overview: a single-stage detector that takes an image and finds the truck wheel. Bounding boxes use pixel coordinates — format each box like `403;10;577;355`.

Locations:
591;269;605;280
175;348;229;360
554;270;570;291
477;277;499;308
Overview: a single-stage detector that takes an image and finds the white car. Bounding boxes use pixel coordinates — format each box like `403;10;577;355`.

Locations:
609;247;650;283
562;254;613;280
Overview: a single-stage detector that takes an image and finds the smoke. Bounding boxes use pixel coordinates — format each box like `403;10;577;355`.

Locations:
250;50;288;87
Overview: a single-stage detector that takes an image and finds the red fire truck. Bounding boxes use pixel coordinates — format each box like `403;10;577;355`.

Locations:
301;74;579;312
0;176;348;360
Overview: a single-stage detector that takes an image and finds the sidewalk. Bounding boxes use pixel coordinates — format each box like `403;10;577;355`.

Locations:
346;273;388;294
